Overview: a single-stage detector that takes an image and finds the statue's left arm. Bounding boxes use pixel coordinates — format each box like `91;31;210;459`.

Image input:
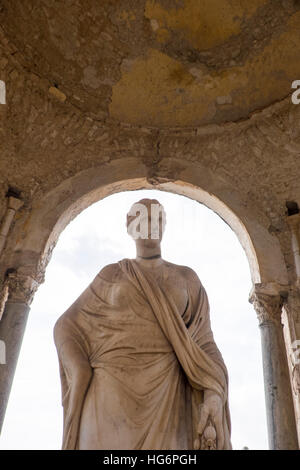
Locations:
185;267;231;449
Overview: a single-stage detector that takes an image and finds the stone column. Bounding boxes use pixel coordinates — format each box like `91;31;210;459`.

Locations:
249;284;298;449
0;269;39;433
282;286;300;445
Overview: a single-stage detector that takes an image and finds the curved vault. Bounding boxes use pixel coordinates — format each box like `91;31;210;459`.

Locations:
1;0;300;127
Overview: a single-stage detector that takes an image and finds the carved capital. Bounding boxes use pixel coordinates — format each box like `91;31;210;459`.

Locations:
7;195;24;212
2;266;44;305
249;283;287;326
250;292;282;326
6;271;39;305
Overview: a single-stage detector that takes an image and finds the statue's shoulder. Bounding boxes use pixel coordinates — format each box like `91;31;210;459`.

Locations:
165;260;200;283
97;262;122;282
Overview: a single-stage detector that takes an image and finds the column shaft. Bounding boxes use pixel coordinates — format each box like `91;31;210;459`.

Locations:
0;301;30;433
259;319;298;449
250;287;298;449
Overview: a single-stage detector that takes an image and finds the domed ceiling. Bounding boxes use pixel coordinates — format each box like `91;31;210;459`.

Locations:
1;0;300;127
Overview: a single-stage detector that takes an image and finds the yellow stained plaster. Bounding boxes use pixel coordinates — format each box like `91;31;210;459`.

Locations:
110;12;300;128
145;0;267;50
110;48;236;127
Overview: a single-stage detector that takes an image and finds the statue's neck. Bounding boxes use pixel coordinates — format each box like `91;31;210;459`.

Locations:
138;254;161;260
135;250;164;269
134;240;163;268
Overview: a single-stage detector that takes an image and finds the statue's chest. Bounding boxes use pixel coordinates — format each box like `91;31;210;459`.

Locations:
112;268;189;316
157;272;189;315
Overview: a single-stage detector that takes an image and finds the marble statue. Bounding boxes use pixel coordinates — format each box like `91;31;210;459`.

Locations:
53;198;232;450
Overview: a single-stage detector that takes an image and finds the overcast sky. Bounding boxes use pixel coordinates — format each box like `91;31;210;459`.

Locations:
0;189;268;450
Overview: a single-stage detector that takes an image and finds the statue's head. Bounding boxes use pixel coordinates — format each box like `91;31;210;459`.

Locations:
126;198;166;245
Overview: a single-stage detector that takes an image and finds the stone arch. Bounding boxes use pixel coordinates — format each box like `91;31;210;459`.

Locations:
10;156;288;287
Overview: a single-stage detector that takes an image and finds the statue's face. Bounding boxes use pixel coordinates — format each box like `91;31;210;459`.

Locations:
127;199;166;244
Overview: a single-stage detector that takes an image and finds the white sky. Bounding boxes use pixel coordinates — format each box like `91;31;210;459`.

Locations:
0;189;268;450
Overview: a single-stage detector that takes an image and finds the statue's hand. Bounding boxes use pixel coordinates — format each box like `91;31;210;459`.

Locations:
197;390;224;450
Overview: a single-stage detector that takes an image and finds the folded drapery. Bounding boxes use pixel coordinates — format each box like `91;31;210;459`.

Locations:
54;258;231;449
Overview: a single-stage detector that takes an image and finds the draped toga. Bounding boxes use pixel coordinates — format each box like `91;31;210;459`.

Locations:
53;258;231;450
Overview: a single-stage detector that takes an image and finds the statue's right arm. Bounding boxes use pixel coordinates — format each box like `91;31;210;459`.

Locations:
53;263;119;449
54;315;93;449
